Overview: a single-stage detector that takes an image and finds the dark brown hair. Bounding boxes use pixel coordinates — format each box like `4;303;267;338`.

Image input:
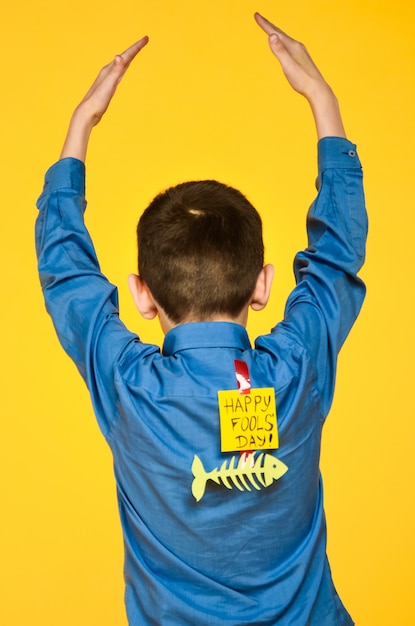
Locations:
137;180;264;324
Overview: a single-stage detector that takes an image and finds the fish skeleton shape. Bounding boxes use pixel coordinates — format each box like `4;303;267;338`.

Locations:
191;452;288;502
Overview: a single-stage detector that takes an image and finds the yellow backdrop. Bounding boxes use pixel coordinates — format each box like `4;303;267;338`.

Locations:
1;0;414;624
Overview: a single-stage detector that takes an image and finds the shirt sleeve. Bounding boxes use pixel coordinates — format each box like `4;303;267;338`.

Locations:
257;137;368;418
35;157;157;439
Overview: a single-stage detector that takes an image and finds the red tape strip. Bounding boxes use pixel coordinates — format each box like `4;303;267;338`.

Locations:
234;360;253;458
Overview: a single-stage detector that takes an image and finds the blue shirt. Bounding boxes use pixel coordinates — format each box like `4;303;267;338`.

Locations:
36;137;367;625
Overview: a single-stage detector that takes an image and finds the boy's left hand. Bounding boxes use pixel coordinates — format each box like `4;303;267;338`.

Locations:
60;36;149;161
76;36;149;128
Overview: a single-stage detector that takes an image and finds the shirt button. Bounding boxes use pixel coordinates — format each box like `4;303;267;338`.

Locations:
348;149;356;157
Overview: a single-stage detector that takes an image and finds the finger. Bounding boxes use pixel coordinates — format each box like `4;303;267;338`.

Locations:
80;36;148;107
268;33;287;59
254;12;286;38
119;36;149;67
266;33;296;75
101;35;149;90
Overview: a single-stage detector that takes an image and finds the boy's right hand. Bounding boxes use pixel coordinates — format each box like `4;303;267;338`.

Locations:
254;13;346;139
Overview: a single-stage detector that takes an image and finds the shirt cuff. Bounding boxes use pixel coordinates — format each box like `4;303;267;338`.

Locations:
317;136;361;172
42;157;86;196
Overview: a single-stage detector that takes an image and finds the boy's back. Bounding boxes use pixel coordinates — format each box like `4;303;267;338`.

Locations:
36;14;367;626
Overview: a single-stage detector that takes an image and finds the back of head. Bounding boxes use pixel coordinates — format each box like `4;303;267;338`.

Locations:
137;180;264;325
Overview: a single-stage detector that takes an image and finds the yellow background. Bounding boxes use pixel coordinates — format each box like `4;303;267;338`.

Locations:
1;0;414;624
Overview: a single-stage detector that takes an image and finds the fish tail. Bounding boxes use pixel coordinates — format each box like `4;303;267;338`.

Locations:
191;455;207;502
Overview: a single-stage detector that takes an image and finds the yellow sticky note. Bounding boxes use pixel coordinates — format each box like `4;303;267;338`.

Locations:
218;388;278;452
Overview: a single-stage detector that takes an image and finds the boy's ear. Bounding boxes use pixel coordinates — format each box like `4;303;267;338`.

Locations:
127;274;158;320
249;264;274;311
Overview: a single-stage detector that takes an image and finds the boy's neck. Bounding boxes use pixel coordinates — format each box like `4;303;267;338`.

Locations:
158;308;249;335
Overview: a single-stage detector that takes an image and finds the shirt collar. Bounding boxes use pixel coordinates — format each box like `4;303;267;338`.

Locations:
162;321;251;356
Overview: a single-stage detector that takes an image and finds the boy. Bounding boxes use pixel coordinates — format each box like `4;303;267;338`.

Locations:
36;12;367;626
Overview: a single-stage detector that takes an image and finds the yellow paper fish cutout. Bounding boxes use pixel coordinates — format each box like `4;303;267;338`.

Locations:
191;452;288;502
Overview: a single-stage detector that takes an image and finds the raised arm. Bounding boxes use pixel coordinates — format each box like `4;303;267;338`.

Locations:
254;13;367;418
36;35;151;439
254;13;345;139
60;36;149;162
